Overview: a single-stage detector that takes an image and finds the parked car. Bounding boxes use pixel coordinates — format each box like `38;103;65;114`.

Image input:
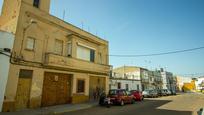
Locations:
166;90;172;96
142;90;151;98
157;89;163;96
142;89;158;98
158;89;168;96
170;90;177;95
149;89;159;98
108;89;135;106
130;90;144;101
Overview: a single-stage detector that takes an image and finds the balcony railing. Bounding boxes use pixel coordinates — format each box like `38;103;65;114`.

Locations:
44;53;111;74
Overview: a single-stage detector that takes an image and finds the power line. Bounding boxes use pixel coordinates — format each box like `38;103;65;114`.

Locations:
109;46;204;57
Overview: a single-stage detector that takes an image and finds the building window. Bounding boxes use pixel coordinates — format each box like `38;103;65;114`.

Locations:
77;45;95;62
77;79;85;93
67;42;72;57
54;39;63;55
90;49;95;62
109;84;111;90
137;85;140;91
125;84;129;91
26;37;35;50
117;82;121;89
19;69;33;78
33;0;40;8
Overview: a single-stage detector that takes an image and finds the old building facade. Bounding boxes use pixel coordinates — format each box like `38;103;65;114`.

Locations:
0;0;110;111
111;66;143;91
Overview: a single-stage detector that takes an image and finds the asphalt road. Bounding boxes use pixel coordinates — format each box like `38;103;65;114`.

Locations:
61;93;204;115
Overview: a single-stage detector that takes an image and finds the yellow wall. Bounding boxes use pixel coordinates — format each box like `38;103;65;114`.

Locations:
72;73;90;96
183;81;196;92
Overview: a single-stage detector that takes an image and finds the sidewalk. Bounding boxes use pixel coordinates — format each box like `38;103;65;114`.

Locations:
0;102;98;115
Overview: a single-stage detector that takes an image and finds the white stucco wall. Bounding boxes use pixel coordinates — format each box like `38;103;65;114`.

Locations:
0;31;14;112
195;77;204;90
109;79;142;91
161;72;168;89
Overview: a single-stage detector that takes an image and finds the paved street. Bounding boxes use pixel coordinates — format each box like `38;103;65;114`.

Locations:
60;93;204;115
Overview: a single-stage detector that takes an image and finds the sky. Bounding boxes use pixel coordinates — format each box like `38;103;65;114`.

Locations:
0;0;204;77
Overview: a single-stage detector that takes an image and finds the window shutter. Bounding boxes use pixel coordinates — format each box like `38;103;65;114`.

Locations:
77;46;90;61
90;49;95;62
54;39;63;55
26;37;35;50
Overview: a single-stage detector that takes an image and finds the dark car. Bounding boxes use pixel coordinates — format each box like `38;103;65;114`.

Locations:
170;90;177;95
130;90;144;101
108;89;135;106
157;89;166;96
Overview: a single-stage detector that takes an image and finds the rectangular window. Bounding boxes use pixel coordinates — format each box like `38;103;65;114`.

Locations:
77;79;85;93
90;49;95;62
77;45;95;62
33;0;40;8
26;37;35;50
77;45;90;61
19;69;33;78
137;85;140;91
117;82;121;89
125;84;129;91
67;43;72;57
54;39;63;55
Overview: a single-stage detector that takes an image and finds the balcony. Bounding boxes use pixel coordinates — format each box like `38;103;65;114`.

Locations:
141;79;149;83
44;53;111;75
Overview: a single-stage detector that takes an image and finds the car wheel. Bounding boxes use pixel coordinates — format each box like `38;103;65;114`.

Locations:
120;100;124;106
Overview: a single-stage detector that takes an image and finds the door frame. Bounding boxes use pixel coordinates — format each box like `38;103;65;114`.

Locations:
15;69;33;110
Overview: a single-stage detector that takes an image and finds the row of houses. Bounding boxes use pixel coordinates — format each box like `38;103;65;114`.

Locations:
110;66;204;93
109;66;177;92
0;0;203;113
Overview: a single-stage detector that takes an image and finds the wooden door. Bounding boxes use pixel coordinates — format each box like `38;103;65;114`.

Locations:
56;76;70;105
15;78;32;110
41;75;57;106
41;72;71;107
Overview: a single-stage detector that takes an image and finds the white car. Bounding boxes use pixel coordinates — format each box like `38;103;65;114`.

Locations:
166;90;172;95
142;90;151;98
